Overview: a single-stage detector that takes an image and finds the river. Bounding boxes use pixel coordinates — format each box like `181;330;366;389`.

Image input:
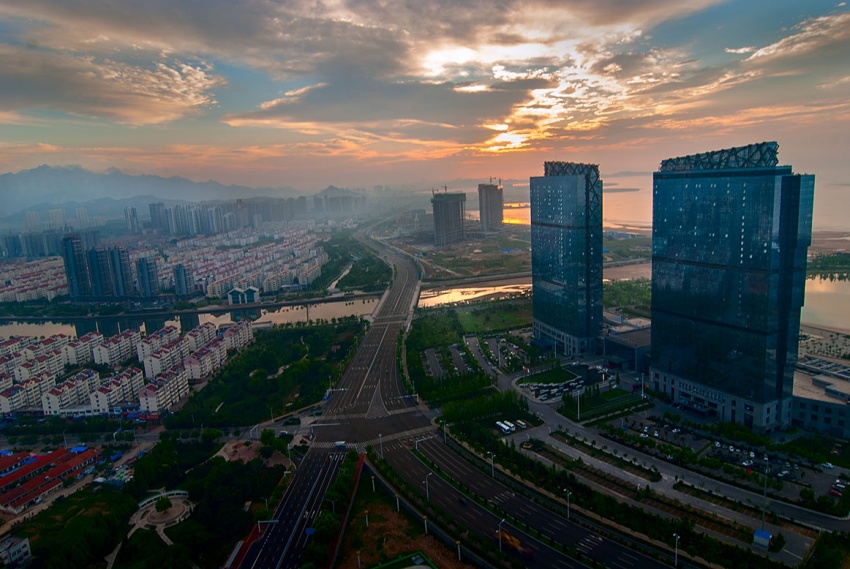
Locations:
418;265;850;332
0;297;380;339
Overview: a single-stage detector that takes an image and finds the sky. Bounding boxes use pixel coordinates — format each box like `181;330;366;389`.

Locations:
1;1;849;227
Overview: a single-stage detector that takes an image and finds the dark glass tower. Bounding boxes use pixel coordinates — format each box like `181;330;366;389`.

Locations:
530;162;603;356
650;142;814;431
137;257;160;297
174;263;194;298
61;234;92;298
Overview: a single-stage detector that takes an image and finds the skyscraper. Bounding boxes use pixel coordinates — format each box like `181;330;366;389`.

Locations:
87;248;114;297
61;235;92;298
431;192;466;247
124;206;139;234
137;257;160;297
109;248;133;297
530;162;603;356
478;182;503;234
149;202;167;233
650;142;814;431
173;263;194;298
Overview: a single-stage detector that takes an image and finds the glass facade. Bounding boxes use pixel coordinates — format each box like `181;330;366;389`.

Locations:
530;162;602;355
651;143;814;429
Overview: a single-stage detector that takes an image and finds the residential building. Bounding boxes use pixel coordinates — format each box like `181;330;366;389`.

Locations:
61;234;92;298
137;326;180;361
0;535;31;568
223;319;254;351
431;192;466;247
142;337;188;379
530;161;603;357
124;205;139;234
41;369;100;415
478;182;503;233
93;329;140;368
90;368;144;415
136;257;160;297
139;365;190;413
62;332;103;367
650;142;814;431
184;338;226;381
185;323;217;352
174;263;194;297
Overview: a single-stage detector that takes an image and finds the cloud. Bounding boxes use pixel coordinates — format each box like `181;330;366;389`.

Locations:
225;75;553;148
0;44;224;124
745;12;850;63
725;46;756;54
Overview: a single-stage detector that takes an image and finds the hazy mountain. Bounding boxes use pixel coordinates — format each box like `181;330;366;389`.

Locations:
0;165;299;218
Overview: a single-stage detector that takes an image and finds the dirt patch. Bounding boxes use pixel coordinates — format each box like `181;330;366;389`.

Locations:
336;503;474;569
224;441;259;463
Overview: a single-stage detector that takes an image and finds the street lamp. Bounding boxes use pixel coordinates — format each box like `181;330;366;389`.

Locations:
498;518;507;553
379;433;383;459
564;489;572;520
673;533;680;567
488;452;495;478
425;472;434;500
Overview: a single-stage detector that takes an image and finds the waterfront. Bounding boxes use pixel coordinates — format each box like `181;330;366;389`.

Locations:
1;272;848;338
0;297;380;338
418;265;850;332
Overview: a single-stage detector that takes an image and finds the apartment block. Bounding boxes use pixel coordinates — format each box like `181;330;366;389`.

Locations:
139;365;190;414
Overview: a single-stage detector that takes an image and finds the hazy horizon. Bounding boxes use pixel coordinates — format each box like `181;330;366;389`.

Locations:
1;2;849;229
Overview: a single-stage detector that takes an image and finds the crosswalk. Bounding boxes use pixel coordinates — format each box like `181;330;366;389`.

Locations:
309;425;437;450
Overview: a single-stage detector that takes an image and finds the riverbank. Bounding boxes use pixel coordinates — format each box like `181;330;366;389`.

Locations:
0;291;381;324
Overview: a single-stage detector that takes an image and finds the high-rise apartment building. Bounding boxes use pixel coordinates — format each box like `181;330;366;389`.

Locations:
478;182;503;233
124;206;139;234
61;235;92;298
530;162;603;356
86;247;133;298
137;257;160;298
173;264;194;298
149;202;167;233
431;192;466;247
650;142;814;431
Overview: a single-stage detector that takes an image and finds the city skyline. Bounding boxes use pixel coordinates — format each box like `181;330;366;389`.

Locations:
0;2;848;229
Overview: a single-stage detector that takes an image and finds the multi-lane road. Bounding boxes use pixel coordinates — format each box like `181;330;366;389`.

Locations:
242;233;669;568
243;451;346;568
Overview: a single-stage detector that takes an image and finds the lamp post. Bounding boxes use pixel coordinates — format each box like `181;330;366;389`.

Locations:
379;433;383;459
498;518;506;553
425;472;434;501
564;489;572;520
488;452;495;478
673;533;680;567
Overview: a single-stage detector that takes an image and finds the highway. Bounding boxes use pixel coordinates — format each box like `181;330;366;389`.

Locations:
242;233;669;568
242;451;345;568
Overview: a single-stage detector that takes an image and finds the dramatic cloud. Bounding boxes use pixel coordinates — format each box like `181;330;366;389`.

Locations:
0;44;224;124
0;0;847;214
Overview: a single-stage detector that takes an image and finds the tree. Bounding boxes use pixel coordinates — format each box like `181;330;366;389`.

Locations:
155;496;173;513
260;428;276;448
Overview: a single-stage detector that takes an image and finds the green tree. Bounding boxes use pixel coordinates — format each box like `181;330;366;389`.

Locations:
155;496;173;513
